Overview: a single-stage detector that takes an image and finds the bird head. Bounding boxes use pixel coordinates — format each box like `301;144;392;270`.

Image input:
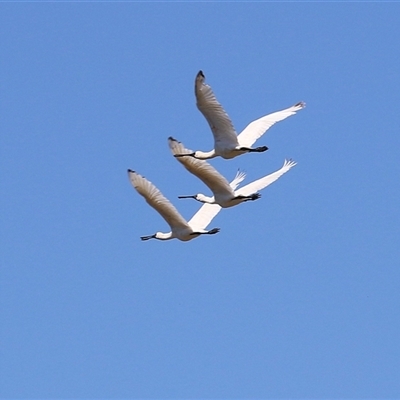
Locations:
141;232;172;241
140;233;157;241
178;193;213;204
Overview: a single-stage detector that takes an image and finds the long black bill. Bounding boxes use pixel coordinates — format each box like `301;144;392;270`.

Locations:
174;153;195;158
178;195;196;199
141;234;156;241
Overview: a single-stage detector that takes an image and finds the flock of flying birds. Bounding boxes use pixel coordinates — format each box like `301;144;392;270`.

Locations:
128;71;305;242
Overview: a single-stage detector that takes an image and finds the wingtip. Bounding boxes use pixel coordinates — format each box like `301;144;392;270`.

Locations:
168;137;184;154
295;101;306;109
127;169;135;174
284;159;297;167
196;70;205;85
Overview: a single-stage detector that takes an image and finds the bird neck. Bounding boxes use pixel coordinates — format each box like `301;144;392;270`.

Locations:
197;194;215;204
155;232;173;240
194;150;216;160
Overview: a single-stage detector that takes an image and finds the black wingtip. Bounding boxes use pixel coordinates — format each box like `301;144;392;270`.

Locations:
296;101;306;108
197;70;204;78
127;169;135;174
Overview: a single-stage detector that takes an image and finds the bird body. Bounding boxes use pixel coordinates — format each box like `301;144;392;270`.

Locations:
174;70;305;160
128;170;221;241
169;137;296;208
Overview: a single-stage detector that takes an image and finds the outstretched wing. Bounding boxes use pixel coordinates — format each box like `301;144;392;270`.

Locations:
187;203;221;232
195;71;239;149
235;159;297;196
237;102;305;148
169;137;234;196
187;170;246;232
128;170;189;230
229;170;246;190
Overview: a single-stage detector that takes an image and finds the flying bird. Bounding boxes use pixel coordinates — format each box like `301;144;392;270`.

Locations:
174;70;305;160
127;170;226;241
169;137;296;208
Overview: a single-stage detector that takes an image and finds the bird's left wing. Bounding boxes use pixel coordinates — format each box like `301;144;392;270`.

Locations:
236;159;297;196
169;137;233;195
237;102;305;148
128;170;189;230
195;71;239;149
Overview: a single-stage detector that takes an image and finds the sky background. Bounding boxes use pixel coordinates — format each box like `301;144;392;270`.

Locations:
1;3;400;399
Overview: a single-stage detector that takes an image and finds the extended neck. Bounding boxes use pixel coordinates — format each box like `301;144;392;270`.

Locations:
141;232;173;241
156;232;173;240
194;150;216;160
196;193;215;204
178;193;215;204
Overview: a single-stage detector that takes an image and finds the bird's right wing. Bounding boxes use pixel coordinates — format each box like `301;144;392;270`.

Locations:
195;71;239;149
188;203;222;232
188;170;247;232
128;170;189;230
237;102;305;148
229;170;247;190
169;137;233;195
235;159;297;196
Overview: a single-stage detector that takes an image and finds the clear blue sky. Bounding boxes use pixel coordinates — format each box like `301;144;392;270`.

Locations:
1;3;400;398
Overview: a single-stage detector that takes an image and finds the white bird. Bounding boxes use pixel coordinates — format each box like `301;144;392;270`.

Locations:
174;70;305;160
169;137;296;208
127;170;229;241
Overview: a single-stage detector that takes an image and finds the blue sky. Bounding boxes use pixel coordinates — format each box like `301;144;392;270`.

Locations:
1;3;400;398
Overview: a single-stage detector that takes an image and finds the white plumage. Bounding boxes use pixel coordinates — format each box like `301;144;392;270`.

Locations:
174;70;305;160
128;170;222;241
169;137;296;208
